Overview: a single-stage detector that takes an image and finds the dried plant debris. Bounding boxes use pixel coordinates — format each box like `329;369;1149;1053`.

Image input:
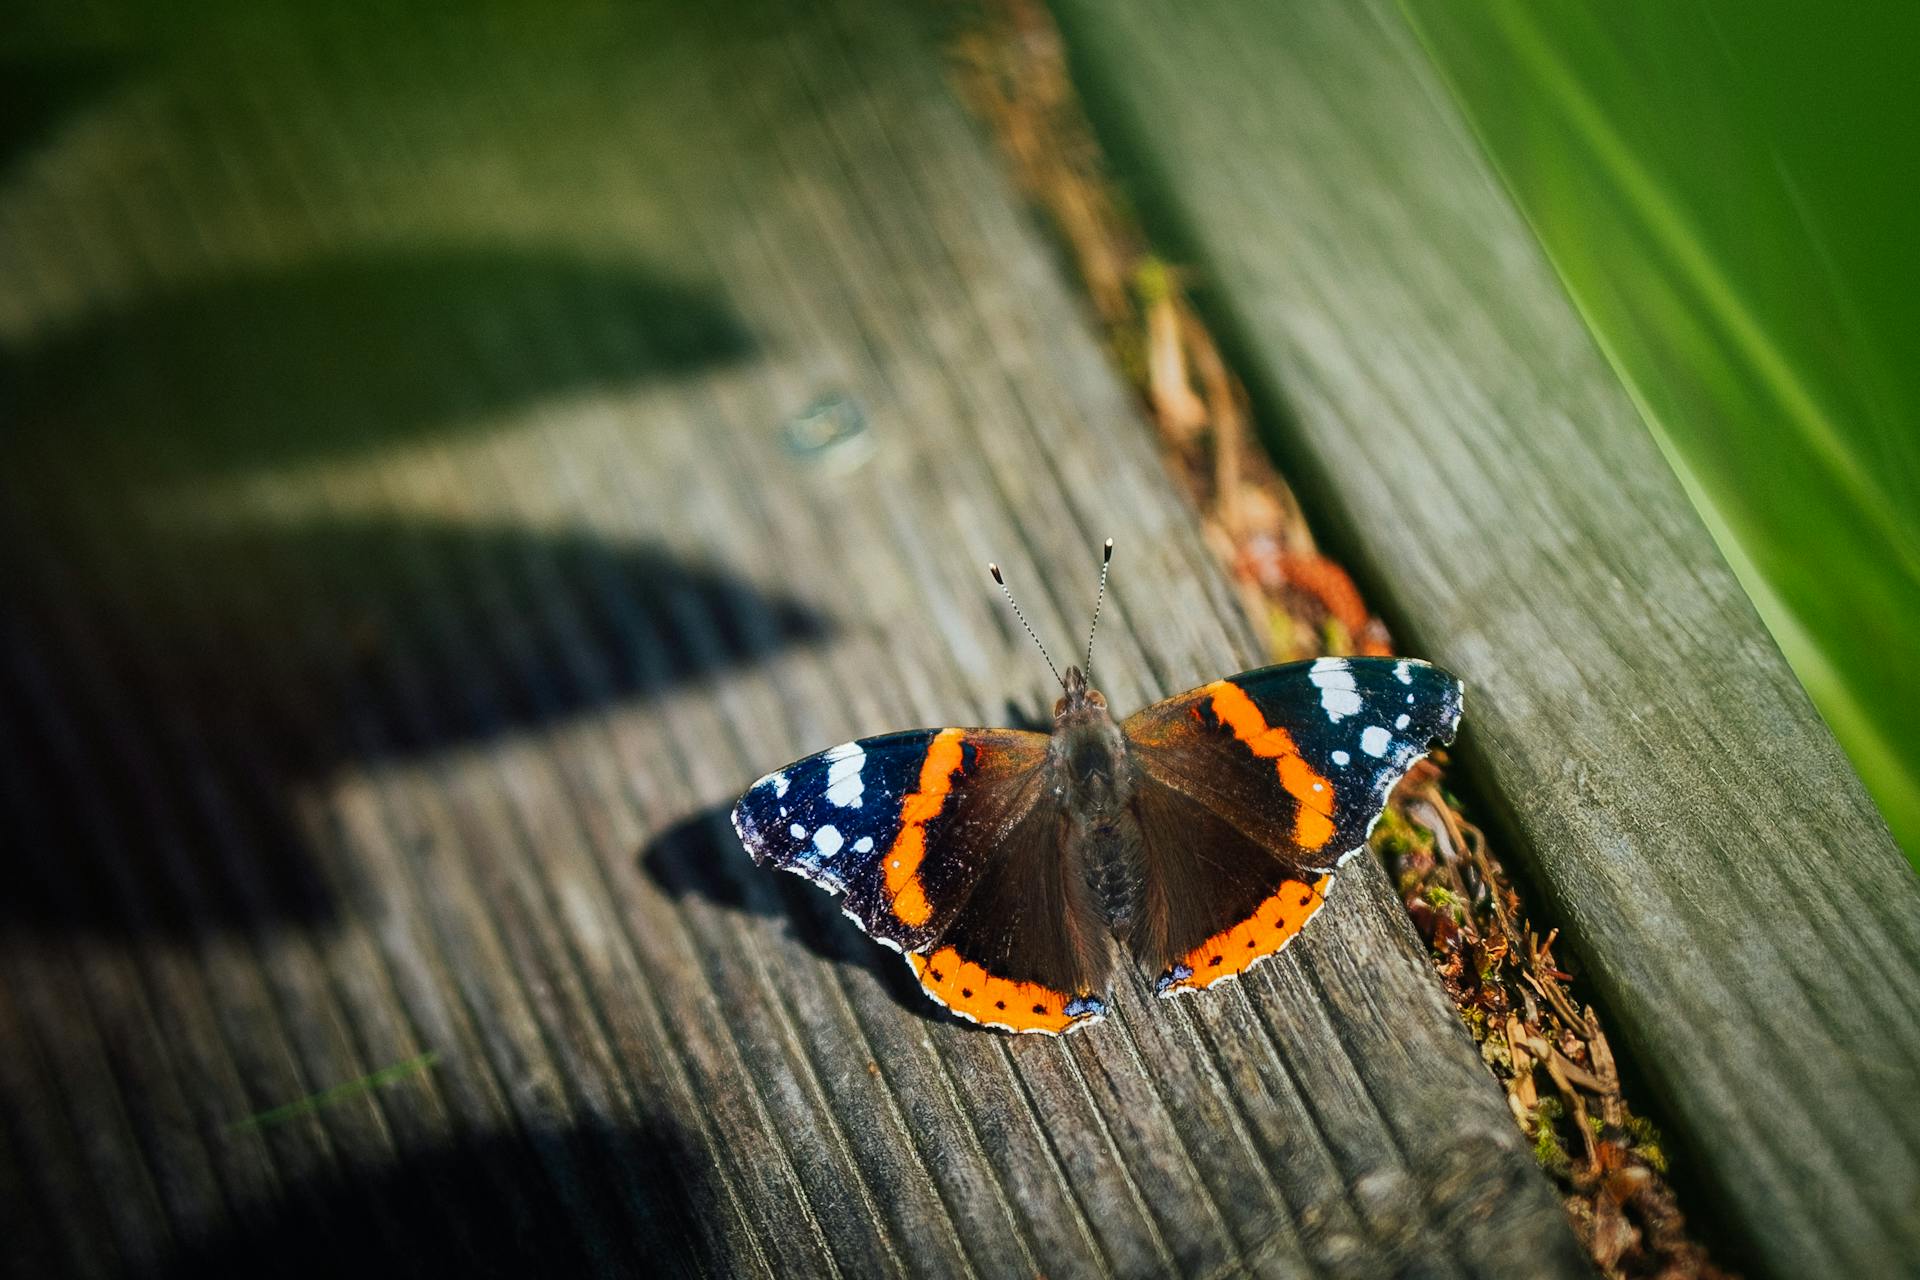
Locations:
1384;776;1727;1277
949;3;1733;1276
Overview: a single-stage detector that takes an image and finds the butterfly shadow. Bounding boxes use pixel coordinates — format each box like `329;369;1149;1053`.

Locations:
640;802;952;1028
1000;696;1051;734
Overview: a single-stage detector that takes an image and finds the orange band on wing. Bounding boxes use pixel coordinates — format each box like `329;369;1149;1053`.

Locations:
882;728;967;927
907;948;1099;1033
1203;680;1336;850
1160;875;1332;994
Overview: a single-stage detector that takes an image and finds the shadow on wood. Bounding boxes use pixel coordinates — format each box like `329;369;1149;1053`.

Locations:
149;1118;730;1279
0;520;832;937
0;248;754;482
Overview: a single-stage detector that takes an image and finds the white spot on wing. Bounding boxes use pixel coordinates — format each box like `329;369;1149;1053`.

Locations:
1331;750;1350;766
1394;660;1413;684
824;741;866;808
1395;713;1411;730
1359;726;1391;758
772;772;790;797
852;836;874;853
1309;657;1362;722
789;822;807;839
813;825;844;858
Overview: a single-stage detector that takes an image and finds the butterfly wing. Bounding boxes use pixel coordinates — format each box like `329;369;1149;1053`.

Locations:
1120;657;1463;995
732;727;1111;1033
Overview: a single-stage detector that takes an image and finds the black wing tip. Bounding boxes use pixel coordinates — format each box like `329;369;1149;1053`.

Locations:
1380;655;1465;747
1437;676;1465;746
728;795;765;862
731;764;801;862
731;777;795;868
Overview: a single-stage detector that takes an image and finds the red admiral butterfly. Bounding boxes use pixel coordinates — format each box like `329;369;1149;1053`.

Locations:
732;542;1462;1034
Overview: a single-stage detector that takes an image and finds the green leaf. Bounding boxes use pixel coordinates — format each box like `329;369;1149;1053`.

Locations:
1400;0;1920;863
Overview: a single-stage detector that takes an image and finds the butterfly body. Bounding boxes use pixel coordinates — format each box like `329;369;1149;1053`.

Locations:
733;655;1462;1034
1047;666;1139;931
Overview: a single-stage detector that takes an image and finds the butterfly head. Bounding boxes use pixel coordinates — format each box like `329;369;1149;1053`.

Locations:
1053;663;1126;817
1054;664;1109;723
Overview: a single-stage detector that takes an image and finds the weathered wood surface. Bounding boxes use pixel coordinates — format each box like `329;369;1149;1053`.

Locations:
0;1;1601;1277
1046;1;1920;1275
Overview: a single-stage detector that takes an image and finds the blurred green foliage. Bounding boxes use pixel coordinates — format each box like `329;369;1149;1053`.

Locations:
1402;1;1920;863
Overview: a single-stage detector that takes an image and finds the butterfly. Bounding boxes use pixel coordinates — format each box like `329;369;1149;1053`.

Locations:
731;541;1462;1034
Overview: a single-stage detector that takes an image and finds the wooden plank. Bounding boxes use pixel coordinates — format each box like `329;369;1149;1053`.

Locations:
0;0;1586;1275
1043;1;1920;1275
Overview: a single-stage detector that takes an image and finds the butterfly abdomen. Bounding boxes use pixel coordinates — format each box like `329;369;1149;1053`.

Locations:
1082;813;1145;935
1048;703;1145;937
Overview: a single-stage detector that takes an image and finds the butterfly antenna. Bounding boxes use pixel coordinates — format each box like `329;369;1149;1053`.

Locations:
988;562;1066;689
1085;538;1113;680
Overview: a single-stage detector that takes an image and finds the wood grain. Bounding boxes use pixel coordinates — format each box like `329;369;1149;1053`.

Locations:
0;0;1584;1275
1046;1;1920;1275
